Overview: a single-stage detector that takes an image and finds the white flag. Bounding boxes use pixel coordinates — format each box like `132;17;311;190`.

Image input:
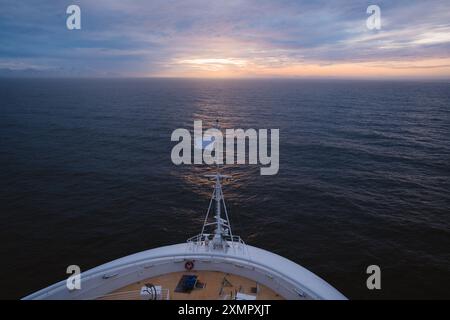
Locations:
195;134;216;151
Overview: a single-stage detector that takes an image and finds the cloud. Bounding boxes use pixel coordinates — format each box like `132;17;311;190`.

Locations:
1;0;449;78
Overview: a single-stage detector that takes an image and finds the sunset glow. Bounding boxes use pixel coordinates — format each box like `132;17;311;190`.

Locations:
1;0;449;79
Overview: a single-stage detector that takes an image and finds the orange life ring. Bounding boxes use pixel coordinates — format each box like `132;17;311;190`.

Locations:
185;260;194;270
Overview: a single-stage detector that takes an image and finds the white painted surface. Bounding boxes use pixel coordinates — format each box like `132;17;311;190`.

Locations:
236;292;257;300
23;242;347;300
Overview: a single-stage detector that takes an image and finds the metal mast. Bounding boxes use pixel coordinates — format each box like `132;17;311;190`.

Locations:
208;119;232;249
191;119;237;250
204;172;232;249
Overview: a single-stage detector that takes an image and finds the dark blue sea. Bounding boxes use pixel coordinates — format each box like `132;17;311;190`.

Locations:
1;78;449;299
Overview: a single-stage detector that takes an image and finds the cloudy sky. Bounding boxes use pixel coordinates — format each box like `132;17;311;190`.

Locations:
1;0;449;78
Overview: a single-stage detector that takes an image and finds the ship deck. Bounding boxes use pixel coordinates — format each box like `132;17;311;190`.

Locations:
98;270;284;300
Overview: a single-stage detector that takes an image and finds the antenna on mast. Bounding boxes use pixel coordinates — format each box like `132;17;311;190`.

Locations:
208;118;232;249
187;119;244;251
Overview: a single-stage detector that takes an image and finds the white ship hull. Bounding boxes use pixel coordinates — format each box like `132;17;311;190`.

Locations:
24;242;346;300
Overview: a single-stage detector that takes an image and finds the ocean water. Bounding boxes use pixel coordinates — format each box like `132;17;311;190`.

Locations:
0;78;449;299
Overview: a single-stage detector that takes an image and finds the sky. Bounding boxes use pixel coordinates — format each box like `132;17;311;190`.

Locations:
0;0;449;79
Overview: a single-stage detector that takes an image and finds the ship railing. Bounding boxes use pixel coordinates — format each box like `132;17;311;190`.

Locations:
95;288;170;300
187;234;246;248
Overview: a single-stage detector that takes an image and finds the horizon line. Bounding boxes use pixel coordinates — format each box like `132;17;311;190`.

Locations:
1;75;450;82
